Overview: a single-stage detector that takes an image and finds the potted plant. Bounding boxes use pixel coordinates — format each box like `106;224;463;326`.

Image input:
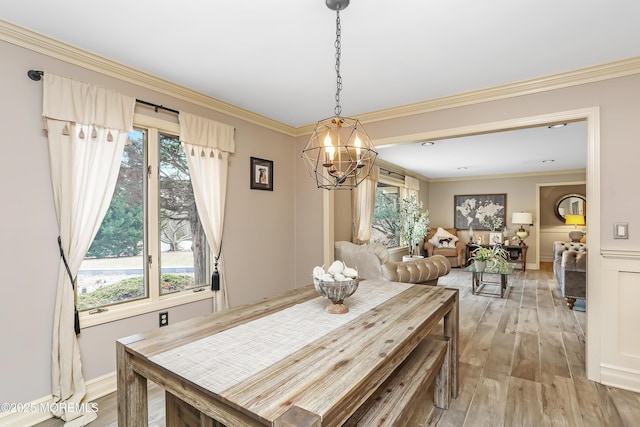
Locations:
469;244;510;273
397;195;430;257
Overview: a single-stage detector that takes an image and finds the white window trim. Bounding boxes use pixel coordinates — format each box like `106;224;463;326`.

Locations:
79;113;213;328
79;289;214;327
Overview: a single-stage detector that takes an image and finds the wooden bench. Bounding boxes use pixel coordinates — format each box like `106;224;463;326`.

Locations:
343;336;450;426
166;336;450;427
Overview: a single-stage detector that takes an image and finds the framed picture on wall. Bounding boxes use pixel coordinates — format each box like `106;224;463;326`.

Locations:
489;232;503;245
454;193;506;230
250;157;273;191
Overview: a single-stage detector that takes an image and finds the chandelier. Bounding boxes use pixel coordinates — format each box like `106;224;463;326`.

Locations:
302;0;377;190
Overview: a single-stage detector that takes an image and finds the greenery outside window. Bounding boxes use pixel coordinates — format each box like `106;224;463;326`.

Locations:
371;181;401;248
77;115;209;314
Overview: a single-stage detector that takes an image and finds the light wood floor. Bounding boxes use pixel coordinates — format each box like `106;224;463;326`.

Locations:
36;264;640;426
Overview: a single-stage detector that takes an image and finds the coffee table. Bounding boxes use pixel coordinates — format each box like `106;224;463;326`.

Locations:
464;262;515;298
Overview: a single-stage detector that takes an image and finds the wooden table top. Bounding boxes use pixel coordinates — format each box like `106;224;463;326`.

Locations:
119;281;458;426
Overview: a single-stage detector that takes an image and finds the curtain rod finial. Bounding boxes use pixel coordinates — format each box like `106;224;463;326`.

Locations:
28;70;43;81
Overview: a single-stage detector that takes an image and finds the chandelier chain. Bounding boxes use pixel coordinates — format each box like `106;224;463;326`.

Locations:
334;10;342;117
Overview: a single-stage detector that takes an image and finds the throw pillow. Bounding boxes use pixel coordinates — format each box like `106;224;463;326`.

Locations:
428;227;459;246
438;237;453;248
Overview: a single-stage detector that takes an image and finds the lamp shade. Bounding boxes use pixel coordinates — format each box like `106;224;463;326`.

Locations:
565;214;585;226
512;212;533;225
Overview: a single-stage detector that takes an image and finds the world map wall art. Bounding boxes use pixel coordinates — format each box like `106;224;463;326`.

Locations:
454;194;506;230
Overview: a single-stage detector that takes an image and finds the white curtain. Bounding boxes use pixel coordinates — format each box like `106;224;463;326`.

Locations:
44;73;135;426
401;175;420;201
352;166;379;244
179;112;235;312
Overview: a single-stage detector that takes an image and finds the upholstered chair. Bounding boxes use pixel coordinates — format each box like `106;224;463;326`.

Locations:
423;227;466;267
553;241;587;309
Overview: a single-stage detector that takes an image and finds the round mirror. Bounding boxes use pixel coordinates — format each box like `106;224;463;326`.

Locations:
555;194;586;221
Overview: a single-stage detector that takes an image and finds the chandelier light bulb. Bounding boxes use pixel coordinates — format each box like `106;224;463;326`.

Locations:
354;135;362;157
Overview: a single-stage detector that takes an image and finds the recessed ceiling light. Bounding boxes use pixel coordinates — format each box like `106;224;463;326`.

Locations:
548;123;567;129
457;167;468;170
421;141;435;146
542;159;555;163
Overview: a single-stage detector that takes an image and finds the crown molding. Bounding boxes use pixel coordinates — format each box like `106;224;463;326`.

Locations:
428;168;587;183
353;56;640;125
3;19;640;139
0;19;297;136
296;57;640;136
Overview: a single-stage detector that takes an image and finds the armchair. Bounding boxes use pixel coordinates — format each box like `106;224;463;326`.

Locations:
423;227;466;267
334;241;451;286
553;241;587;309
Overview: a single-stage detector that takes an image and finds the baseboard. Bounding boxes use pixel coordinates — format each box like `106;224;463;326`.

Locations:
0;394;56;427
0;371;116;426
85;371;117;402
600;364;640;393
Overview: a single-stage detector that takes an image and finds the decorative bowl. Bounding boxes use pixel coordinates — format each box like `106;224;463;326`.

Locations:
313;277;359;314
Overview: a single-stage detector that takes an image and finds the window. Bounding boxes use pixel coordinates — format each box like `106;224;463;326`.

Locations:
77;115;209;317
371;182;401;248
158;132;207;295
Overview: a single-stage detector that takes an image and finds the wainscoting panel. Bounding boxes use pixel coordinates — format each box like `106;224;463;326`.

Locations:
600;253;640;393
619;271;640;357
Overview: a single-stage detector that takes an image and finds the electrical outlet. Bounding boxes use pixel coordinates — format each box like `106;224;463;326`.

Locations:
159;311;169;327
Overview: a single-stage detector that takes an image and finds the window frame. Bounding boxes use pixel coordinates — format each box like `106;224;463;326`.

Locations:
79;113;213;328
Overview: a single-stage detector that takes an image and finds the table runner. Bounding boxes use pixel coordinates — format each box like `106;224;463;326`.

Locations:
149;280;412;393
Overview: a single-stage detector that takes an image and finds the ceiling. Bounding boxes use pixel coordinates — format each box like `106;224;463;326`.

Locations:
376;121;587;179
2;1;638;178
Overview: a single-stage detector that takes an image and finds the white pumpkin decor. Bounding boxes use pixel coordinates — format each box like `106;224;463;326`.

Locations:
312;260;358;282
312;261;359;314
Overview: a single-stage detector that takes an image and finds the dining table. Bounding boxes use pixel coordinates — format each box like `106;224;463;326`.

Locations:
117;280;459;426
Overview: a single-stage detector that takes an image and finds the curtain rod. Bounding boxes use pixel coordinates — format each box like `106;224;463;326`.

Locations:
27;69;180;115
380;167;405;179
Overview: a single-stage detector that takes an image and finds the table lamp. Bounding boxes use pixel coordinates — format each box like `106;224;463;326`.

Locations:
512;212;533;246
565;214;585;242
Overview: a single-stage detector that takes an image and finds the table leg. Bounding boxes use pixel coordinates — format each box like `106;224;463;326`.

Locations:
472;272;478;295
117;339;148;426
443;290;459;398
471;272;475;294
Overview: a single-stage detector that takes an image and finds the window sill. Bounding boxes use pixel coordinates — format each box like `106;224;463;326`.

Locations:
387;246;409;256
79;288;213;328
386;245;410;262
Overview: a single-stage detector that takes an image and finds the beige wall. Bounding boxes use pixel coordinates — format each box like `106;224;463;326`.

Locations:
0;39;300;405
334;190;353;242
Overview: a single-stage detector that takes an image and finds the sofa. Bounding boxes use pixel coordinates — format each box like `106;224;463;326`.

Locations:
423;227;466;267
553;241;587;309
334;241;451;286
